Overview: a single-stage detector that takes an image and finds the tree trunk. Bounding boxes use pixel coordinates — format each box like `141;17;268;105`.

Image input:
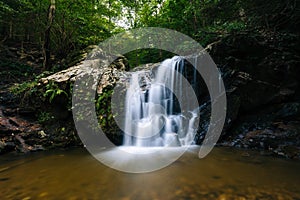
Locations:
43;0;56;71
9;20;13;38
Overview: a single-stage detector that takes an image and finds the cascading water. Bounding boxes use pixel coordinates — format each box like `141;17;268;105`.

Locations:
123;56;199;147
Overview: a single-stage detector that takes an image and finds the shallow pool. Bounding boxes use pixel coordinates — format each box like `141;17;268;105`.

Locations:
0;147;299;199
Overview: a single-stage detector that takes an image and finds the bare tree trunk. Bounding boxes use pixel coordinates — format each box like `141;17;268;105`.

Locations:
190;0;198;32
9;20;13;38
43;0;55;71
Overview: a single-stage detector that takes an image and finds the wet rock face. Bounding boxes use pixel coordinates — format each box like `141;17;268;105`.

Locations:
211;32;300;97
222;120;300;158
36;52;130;147
0;106;43;154
276;102;300;119
203;32;300;158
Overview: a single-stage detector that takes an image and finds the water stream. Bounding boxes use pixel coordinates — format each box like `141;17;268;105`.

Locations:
123;56;199;147
1;147;299;199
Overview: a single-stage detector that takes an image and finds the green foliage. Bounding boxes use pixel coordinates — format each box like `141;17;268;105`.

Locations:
1;0;296;69
95;88;114;128
121;0;295;49
44;81;68;103
0;1;14;16
0;60;33;79
194;21;247;46
10;81;37;95
120;0;250;62
9;71;52;96
37;111;54;124
0;0;124;68
124;49;175;67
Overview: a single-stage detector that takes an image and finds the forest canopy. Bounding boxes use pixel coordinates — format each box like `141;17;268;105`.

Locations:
0;0;298;69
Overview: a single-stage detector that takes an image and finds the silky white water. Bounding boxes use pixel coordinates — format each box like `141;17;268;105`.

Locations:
123;56;199;147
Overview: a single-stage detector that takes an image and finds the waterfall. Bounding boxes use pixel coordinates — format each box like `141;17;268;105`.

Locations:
123;56;199;147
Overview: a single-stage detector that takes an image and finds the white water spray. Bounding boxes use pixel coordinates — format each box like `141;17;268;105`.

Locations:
123;56;199;147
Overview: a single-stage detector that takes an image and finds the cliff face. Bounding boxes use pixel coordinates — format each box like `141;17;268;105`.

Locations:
205;30;300;158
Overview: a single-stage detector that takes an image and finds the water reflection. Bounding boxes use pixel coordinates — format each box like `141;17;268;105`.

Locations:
0;147;299;199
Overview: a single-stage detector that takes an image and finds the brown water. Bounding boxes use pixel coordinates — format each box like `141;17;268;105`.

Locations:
0;147;300;200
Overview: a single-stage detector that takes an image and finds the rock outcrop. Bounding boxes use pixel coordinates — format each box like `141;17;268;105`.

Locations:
204;31;300;158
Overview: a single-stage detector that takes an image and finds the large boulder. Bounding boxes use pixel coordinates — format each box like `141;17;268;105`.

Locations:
23;47;130;147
